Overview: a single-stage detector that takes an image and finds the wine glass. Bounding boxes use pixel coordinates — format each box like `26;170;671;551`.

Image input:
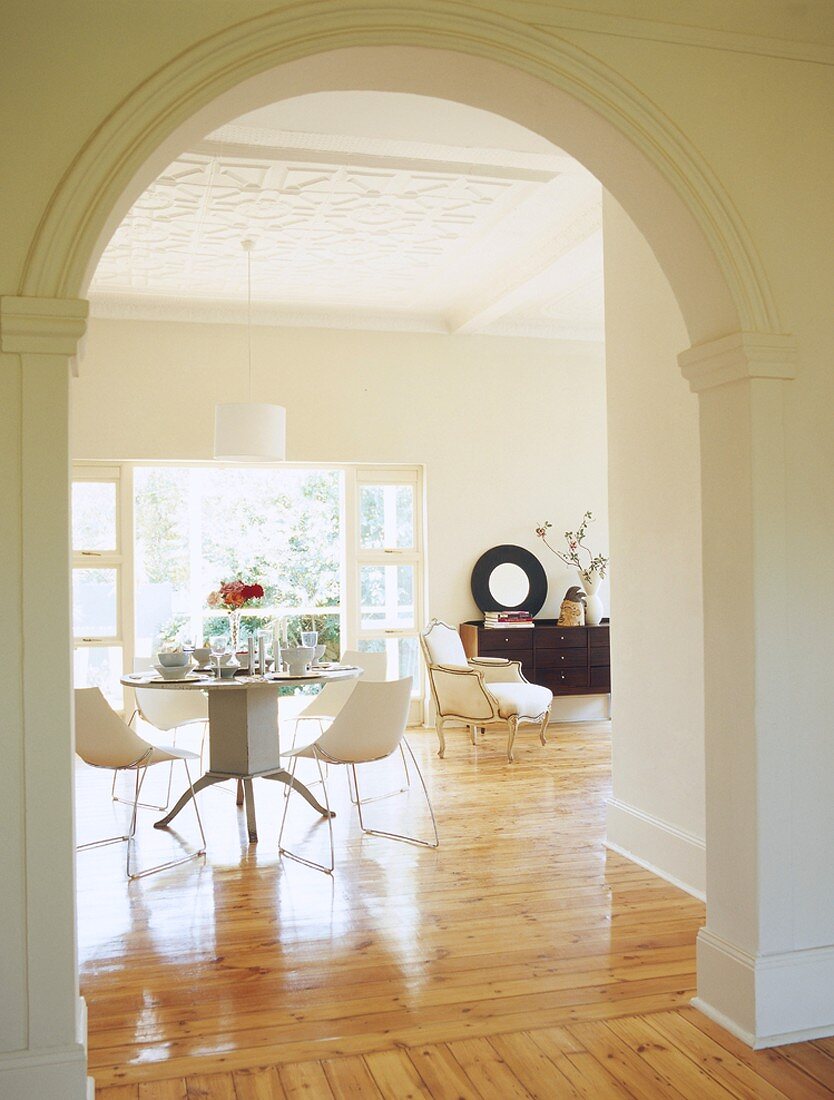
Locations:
211;634;228;677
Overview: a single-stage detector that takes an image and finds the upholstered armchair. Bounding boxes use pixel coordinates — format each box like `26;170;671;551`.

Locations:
419;619;552;763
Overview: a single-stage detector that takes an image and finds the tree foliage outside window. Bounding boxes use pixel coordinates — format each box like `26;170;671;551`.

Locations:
134;467;342;655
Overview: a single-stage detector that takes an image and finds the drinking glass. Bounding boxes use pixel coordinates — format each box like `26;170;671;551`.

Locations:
300;630;318;648
211;635;228;676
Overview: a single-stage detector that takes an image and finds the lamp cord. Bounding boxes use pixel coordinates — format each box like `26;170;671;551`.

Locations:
246;245;253;402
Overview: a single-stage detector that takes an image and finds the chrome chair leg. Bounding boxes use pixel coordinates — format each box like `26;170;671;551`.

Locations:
282;717;326;798
352;739;439;850
278;750;335;875
112;723;180;811
347;741;412;806
127;758;207;881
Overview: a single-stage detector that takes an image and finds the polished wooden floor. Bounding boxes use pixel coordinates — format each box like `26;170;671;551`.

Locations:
77;721;834;1097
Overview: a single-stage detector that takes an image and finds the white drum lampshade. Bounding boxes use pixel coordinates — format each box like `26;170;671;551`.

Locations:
214;403;286;461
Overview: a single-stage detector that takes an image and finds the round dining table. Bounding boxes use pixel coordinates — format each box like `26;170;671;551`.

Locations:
120;664;361;843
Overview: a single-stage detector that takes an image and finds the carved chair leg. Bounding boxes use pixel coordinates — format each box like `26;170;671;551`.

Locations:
540;709;550;745
435;717;446;759
506;715;519;763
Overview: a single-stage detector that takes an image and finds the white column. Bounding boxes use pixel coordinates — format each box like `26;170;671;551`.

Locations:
0;297;90;1098
681;332;834;1047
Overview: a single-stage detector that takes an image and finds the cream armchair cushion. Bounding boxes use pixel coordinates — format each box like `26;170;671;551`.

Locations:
420;619;553;763
421;620;469;668
488;682;552;721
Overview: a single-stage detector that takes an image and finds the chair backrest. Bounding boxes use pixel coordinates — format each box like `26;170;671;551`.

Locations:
75;687;156;769
297;648;389;720
316;678;412;763
133;657;208;730
420;619;468;668
340;649;388;681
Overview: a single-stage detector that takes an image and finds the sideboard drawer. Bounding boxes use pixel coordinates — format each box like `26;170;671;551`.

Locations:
459;620;610;697
535;627;587;649
478;631;534;655
536;648;588;669
590;666;611;690
539;668;590;691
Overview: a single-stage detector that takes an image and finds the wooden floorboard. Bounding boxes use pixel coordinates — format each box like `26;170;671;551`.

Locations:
80;722;833;1097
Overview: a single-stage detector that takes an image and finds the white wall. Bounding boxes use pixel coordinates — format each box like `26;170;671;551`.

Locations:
603;194;706;896
72;318;610;716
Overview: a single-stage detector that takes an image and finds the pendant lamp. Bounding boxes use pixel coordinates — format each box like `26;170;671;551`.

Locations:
214;240;286;461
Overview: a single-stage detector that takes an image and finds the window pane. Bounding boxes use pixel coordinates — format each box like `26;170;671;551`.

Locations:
398;636;419;682
359;484;414;549
73;568;118;637
134;466;342;655
357;636;419;688
360;564;414;629
72;481;117;552
134;468;191;654
74;646;123;709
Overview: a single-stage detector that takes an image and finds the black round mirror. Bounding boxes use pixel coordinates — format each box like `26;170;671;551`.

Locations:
471;545;547;615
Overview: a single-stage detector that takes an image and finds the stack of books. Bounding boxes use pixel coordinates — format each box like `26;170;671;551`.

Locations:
483;611;534;629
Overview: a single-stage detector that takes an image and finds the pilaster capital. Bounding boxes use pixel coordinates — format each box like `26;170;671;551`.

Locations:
678;332;797;394
0;295;88;357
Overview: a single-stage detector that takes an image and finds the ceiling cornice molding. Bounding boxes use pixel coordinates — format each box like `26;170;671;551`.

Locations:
513;3;834;66
202;125;573;178
446;198;601;333
87;292;599;342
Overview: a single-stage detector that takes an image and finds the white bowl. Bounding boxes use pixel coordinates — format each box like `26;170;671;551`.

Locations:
282;645;315;674
157;650;189;667
154;663;192;681
193;647;212;665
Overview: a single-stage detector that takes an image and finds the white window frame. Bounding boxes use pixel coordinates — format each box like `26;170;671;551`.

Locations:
71;464;134;710
349;466;426;724
72;461;426;721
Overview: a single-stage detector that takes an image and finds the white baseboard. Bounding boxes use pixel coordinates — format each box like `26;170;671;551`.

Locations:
0;1044;88;1099
696;927;834;1047
606;798;705;900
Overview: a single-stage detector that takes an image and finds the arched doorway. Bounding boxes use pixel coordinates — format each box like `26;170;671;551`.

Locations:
4;8;798;1094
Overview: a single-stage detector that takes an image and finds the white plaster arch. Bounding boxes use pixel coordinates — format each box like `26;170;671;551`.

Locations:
20;0;779;344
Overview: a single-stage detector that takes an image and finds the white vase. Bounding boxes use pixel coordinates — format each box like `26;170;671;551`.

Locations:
578;569;604;627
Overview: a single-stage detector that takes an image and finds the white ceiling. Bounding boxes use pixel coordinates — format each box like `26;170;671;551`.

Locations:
90;92;603;341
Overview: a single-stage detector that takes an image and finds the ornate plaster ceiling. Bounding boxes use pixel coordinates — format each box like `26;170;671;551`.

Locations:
90;93;603;341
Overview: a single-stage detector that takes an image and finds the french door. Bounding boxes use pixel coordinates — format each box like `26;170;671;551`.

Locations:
348;467;425;724
71;465;133;709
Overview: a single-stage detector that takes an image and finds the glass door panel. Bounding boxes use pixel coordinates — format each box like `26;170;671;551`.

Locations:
74;646;124;709
72;480;118;553
359;564;415;630
359;483;415;550
72;567;118;638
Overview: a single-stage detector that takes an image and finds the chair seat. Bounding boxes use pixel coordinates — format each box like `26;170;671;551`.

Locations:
487;683;552;721
147;744;201;766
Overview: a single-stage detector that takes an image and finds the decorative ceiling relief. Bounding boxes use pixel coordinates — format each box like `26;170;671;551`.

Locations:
90;98;604;341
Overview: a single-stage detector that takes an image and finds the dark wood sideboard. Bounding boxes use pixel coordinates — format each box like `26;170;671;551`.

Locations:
459;621;610;696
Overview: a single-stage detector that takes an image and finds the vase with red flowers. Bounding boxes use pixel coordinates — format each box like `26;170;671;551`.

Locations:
206;579;265;651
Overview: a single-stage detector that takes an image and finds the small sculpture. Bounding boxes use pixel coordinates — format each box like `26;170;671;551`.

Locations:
557;585;586;627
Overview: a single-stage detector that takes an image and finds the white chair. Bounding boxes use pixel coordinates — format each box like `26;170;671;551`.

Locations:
291;648;387;735
287;648;410;802
117;656;209;810
278;677;438;874
75;687;206;880
420;619;552;763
